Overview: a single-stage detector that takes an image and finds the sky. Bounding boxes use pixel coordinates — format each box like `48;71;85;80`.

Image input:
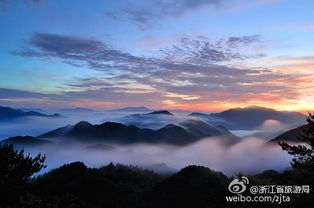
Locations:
0;0;313;112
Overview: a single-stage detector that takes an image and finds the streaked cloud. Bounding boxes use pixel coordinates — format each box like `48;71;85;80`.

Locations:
0;0;42;10
106;0;221;30
9;32;311;111
159;35;265;63
264;56;314;74
11;33;146;73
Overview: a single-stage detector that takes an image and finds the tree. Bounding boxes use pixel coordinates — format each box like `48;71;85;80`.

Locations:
152;165;229;208
279;113;314;171
0;144;46;207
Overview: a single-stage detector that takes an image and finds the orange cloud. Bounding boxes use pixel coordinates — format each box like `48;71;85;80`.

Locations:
265;56;314;74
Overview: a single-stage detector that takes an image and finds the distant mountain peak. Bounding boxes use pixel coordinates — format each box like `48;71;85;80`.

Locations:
163;124;179;129
188;106;305;130
74;121;93;127
221;106;276;113
188;112;208;116
108;106;151;112
148;110;174;116
100;121;127;128
245;105;272;109
0;106;61;120
59;107;94;112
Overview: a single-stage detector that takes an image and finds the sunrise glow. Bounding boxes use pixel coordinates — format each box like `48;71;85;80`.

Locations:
0;0;313;113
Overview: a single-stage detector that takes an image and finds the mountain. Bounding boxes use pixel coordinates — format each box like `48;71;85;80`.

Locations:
121;110;178;129
148;110;174;116
189;112;208;117
39;120;239;145
107;106;151;112
1;136;50;146
189;106;306;130
154;165;229;207
33;162;163;208
268;125;308;143
178;119;240;145
59;107;95;113
85;143;117;150
126;110;174;118
20;108;44;112
0;106;61;121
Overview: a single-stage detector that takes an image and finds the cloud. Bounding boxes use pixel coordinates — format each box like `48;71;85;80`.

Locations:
21;137;291;176
0;87;163;109
264;56;314;74
9;33;307;110
159;35;265;63
0;0;42;10
0;88;46;99
218;0;283;14
106;0;283;30
106;0;221;30
12;33;266;73
227;35;262;47
12;33;145;71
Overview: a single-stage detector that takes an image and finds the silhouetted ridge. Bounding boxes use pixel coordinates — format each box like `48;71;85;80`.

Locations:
39;120;239;145
188;112;208;117
154;165;229;207
0;106;61;120
268;125;309;143
189;106;306;130
74;121;93;128
59;107;94;113
108;106;151;112
100;121;128;129
148;110;174;116
34;162;162;208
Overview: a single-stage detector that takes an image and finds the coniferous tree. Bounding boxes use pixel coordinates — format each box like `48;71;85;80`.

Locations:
0;144;46;207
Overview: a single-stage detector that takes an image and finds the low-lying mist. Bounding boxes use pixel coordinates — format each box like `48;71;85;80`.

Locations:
1;109;296;176
24;137;291;176
0;109;298;141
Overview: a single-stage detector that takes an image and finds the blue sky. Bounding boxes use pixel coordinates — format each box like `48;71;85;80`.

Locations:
0;0;314;111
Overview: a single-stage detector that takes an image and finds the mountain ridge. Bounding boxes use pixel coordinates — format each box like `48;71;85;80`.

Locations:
38;120;240;145
268;124;309;143
0;106;61;120
189;106;305;130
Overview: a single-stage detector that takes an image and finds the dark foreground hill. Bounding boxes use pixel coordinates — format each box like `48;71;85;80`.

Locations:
2;160;313;208
39;120;239;145
189;106;305;130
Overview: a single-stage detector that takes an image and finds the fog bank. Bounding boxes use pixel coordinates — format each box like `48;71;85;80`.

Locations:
24;137;291;176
